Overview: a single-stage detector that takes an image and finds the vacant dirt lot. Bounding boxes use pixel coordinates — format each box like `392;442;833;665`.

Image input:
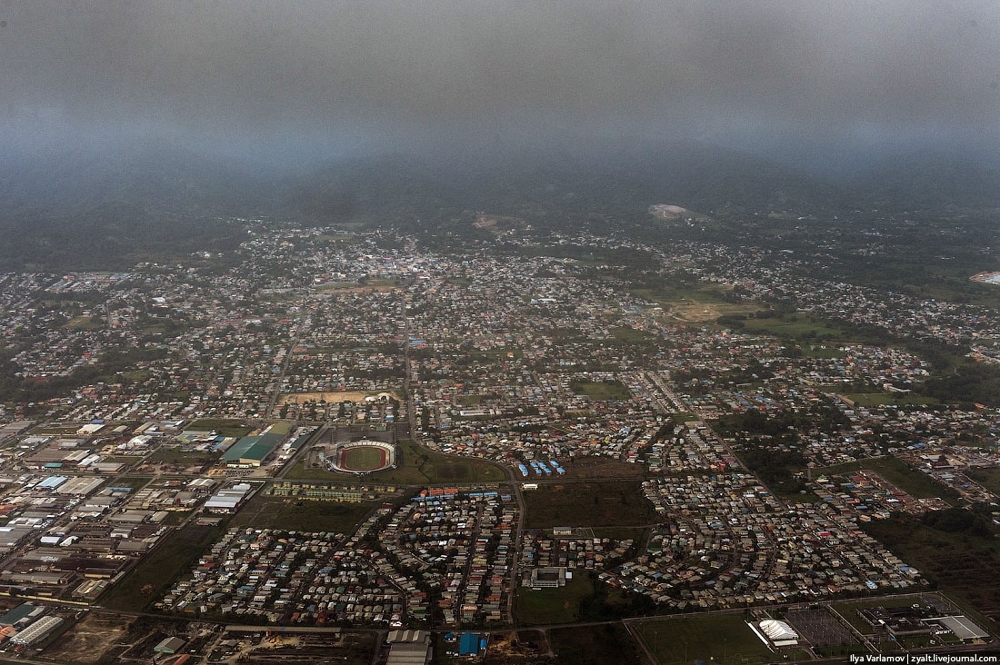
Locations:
45;612;133;663
279;390;400;405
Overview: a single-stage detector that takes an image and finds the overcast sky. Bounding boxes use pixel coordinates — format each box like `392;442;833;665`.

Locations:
2;1;999;164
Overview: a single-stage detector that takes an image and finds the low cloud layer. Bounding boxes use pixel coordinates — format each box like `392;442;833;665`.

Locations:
2;1;999;160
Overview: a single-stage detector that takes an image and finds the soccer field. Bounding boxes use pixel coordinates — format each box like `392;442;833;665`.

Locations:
341;446;387;471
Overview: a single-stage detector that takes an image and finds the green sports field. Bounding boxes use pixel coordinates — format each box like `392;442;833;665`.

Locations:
635;614;810;665
342;445;387;471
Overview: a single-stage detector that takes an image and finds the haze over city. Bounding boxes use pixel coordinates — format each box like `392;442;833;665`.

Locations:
1;1;999;166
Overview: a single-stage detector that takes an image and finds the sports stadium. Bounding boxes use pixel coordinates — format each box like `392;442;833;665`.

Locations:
325;439;397;474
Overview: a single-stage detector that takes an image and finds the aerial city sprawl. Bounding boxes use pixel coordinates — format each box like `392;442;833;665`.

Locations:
3;208;1000;663
6;1;1000;663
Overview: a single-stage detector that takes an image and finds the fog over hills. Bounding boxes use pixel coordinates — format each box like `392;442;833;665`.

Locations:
0;142;270;219
1;140;999;269
278;142;848;225
842;151;1000;209
3;140;999;217
0;144;271;269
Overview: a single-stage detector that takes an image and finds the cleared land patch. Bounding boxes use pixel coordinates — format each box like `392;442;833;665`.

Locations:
548;624;644;665
230;494;379;533
187;419;252;438
523;480;653;528
279;390;400;405
964;467;1000;494
740;313;844;338
633;284;764;323
555;456;646;479
569;379;631;401
482;630;548;663
671;301;728;322
514;574;594;624
862;517;1000;627
635;614;808;665
43;612;133;663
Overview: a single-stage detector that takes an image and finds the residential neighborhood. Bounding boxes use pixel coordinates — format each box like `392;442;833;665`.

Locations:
1;226;1000;662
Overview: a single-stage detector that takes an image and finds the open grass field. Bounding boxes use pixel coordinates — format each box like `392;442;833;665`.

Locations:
523;480;654;528
632;285;764;323
803;344;848;359
187;419;252;438
635;614;808;665
570;379;631;401
342;445;388;471
818;456;959;504
373;439;507;484
515;574;595;624
268;420;293;435
101;523;225;612
740;313;844;338
147;446;219;465
863;517;1000;629
608;326;658;344
550;455;647;479
548;624;644;665
287;439;507;485
108;475;153;492
841;392;938;407
65;315;103;330
316;280;362;290
633;284;732;306
670;301;743;322
963;467;1000;495
230;494;379;533
162;510;192;526
316;281;398;293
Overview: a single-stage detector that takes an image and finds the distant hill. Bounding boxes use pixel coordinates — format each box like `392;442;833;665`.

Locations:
277;142;850;229
1;140;999;270
0;142;271;269
0;141;273;217
845;150;1000;209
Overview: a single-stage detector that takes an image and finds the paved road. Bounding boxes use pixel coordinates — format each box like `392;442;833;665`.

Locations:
622;619;659;665
265;330;305;419
274;422;328;479
504;465;527;623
